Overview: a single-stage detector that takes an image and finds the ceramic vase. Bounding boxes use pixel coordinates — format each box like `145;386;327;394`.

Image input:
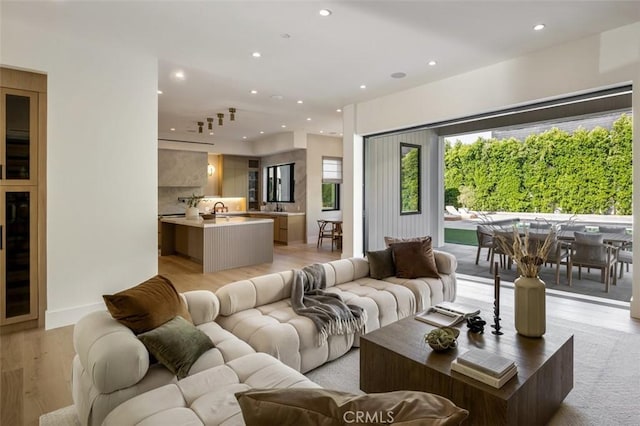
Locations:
185;207;200;220
514;276;546;337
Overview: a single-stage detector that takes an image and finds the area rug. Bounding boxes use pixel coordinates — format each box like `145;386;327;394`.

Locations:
41;318;640;426
307;318;640;426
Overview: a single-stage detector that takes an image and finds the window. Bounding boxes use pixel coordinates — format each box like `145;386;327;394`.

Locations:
322;157;342;211
266;163;295;202
400;143;421;214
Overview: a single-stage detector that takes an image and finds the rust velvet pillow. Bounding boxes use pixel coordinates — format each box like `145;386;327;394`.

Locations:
103;275;192;334
390;238;440;279
235;388;468;426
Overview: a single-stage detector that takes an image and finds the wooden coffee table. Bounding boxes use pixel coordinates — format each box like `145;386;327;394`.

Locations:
360;315;573;425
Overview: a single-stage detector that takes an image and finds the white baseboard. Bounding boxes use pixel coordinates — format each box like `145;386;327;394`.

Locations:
45;302;106;330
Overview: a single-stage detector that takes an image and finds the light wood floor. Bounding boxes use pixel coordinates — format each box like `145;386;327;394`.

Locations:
2;242;639;425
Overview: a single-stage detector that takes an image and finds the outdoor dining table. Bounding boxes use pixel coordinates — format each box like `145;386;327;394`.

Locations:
491;226;632;246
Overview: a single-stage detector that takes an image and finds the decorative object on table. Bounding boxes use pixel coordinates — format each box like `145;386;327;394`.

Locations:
451;348;517;388
491;262;503;335
415;302;480;328
185;193;204;220
466;315;486;334
424;326;460;352
494;224;555;338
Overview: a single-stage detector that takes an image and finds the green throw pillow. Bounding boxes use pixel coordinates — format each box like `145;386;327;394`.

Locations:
367;248;396;279
137;316;214;379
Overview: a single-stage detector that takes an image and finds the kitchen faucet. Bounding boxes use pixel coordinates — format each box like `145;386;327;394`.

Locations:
212;201;226;216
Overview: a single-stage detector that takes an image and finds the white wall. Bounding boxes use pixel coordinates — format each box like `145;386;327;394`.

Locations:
1;19;159;328
344;22;640;312
305;134;342;242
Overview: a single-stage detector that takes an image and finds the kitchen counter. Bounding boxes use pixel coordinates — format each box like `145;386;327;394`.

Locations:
160;216;273;273
248;211;306;217
160;216;273;228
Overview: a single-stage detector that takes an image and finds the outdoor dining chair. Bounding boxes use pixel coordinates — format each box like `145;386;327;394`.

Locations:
475;225;494;265
568;232;619;292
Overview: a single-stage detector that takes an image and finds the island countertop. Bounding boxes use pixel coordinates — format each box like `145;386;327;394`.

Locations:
161;216;273;228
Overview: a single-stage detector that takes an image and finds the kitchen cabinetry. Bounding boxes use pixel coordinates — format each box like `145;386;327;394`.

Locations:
1;68;47;329
248;213;305;245
222;156;259;208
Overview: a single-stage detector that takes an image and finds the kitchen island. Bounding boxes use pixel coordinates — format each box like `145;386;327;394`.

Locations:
160;216;273;273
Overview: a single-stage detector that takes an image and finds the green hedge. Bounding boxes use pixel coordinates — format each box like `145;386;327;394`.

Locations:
444;114;632;215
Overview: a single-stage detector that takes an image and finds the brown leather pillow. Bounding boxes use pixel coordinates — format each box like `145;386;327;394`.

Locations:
235;388;468;426
103;275;192;334
390;238;440;279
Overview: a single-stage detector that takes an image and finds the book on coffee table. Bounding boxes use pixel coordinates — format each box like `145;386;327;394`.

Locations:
415;302;480;327
456;349;515;377
451;359;518;388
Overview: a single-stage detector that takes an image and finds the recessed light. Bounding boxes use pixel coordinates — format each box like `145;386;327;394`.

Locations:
209;132;214;135
360;85;366;89
260;131;265;134
252;52;261;58
319;9;332;17
320;130;324;133
391;72;406;79
533;23;545;31
250;90;258;94
336;109;342;113
428;60;437;66
173;70;185;80
297;100;303;104
170;128;175;131
281;124;287;128
306;117;312;121
242;136;247;139
157;90;163;94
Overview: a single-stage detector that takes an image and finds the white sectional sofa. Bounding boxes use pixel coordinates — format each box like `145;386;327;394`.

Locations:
215;252;457;373
72;290;258;426
71;251;457;425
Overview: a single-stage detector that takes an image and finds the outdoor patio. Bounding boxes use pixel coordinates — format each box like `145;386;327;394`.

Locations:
440;214;633;304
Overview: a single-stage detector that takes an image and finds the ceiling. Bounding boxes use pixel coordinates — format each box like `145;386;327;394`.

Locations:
4;1;640;147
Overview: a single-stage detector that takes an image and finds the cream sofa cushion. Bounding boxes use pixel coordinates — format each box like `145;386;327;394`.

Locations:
102;353;320;426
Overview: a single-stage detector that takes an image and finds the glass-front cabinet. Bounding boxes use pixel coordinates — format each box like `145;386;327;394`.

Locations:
1;69;45;328
1;187;38;323
1;88;38;185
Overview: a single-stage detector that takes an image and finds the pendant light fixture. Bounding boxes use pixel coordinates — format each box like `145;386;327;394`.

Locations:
197;121;204;133
217;113;224;126
229;108;236;121
207;117;213;130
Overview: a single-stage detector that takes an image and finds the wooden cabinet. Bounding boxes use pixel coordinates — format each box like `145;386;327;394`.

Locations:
248;214;305;245
1;68;47;329
222;156;260;205
222;156;249;197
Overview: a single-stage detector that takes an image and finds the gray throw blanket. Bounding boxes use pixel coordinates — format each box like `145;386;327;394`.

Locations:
291;264;367;346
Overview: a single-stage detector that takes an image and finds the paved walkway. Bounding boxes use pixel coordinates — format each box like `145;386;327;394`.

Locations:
439;242;632;304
